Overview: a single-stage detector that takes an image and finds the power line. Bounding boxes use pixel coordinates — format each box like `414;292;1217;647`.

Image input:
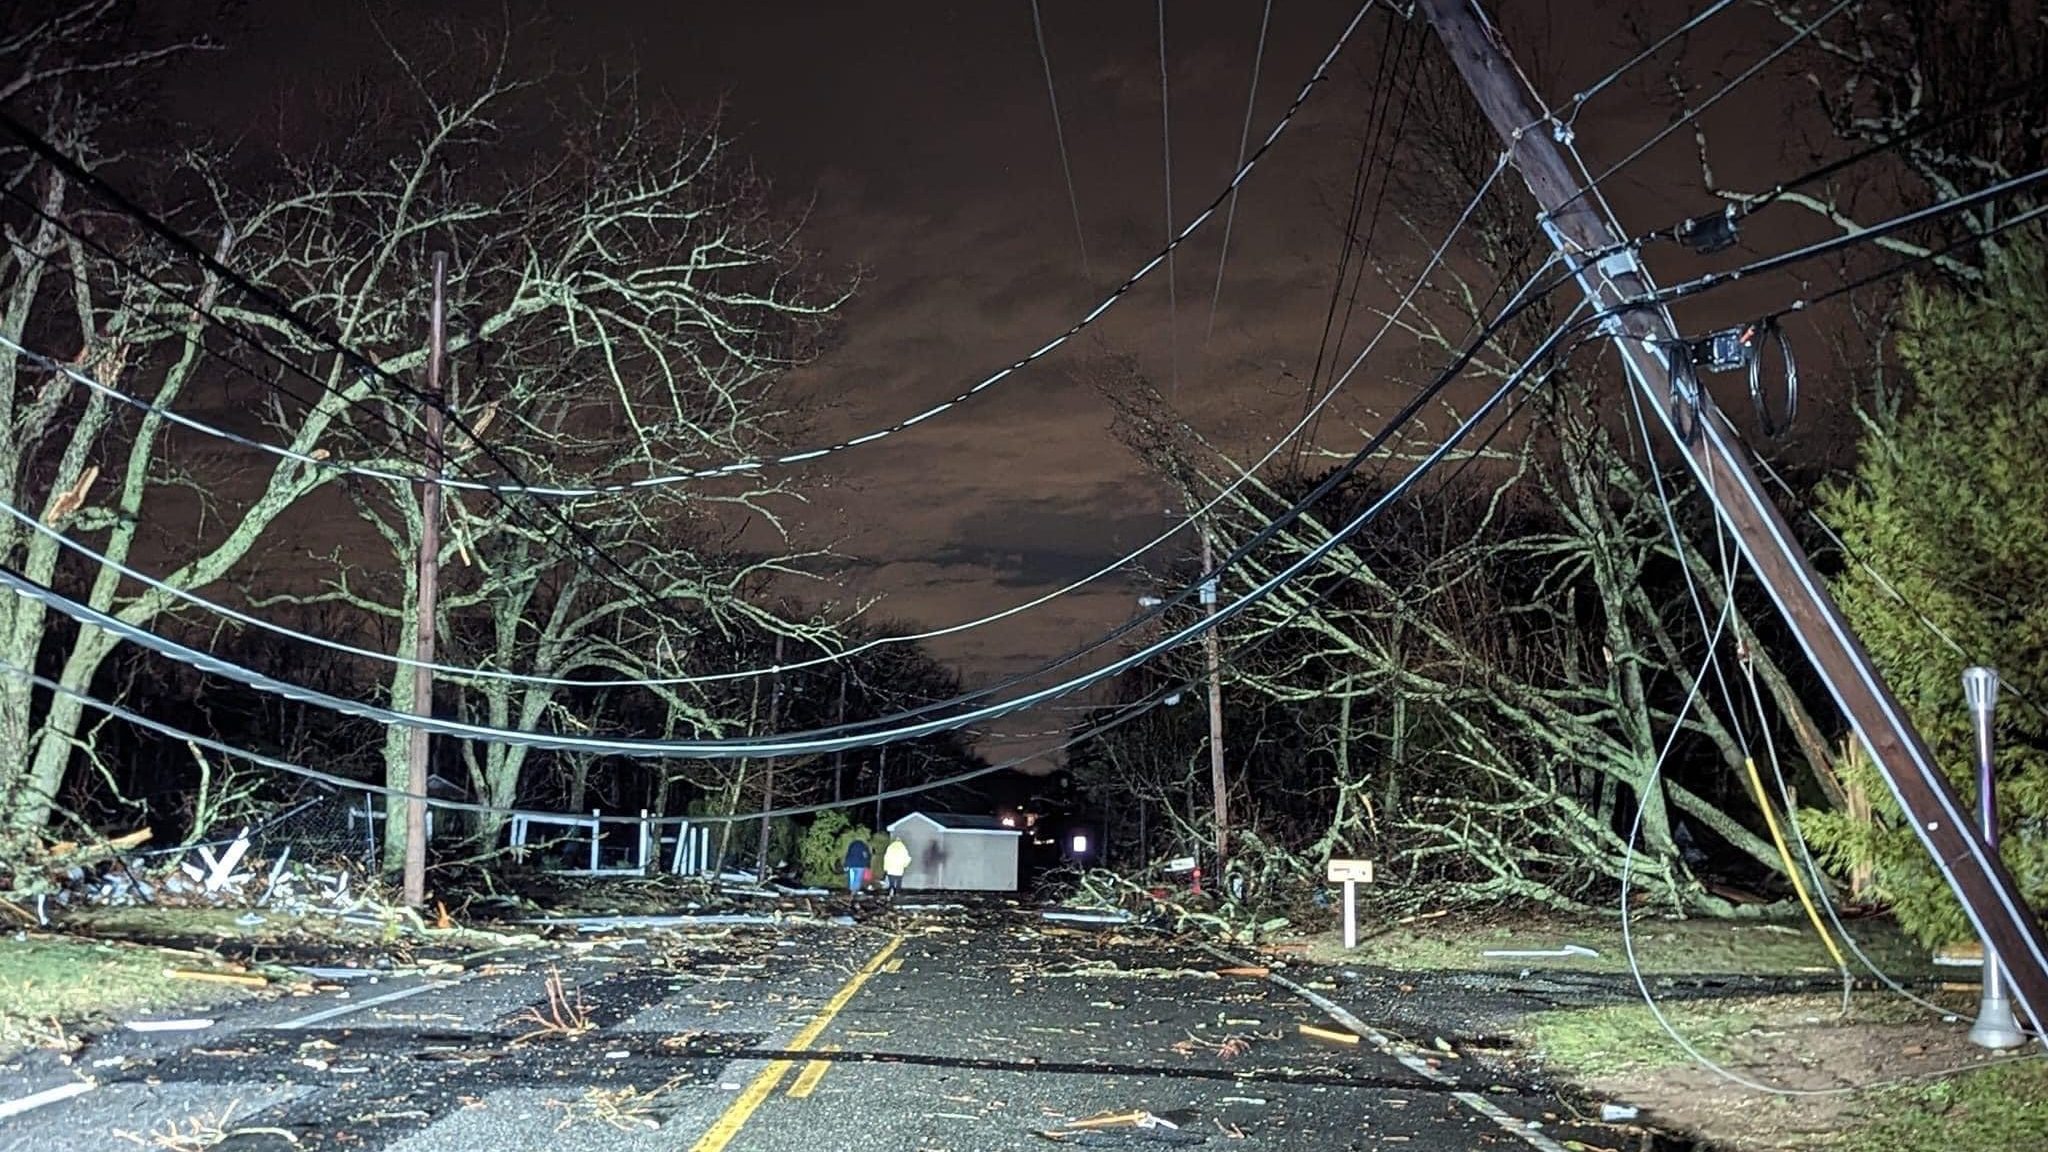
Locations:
0;140;1525;696
1158;0;1179;397
0;262;1599;825
14;147;2034;762
1550;0;1854;220
1204;0;1273;345
0;149;1514;695
1028;0;1089;280
0;0;1781;710
0;248;1595;762
1301;14;1424;471
0;161;810;699
2;0;1968;734
20;133;1991;826
0;4;1381;497
14;136;2030;739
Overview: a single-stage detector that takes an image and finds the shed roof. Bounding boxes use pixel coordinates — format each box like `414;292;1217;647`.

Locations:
888;811;1021;835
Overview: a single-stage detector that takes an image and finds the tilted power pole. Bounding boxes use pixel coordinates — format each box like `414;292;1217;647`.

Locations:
1415;0;2048;1029
403;250;448;908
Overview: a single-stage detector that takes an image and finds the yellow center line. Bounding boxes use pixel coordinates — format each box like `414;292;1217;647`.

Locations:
690;934;903;1152
786;1044;839;1099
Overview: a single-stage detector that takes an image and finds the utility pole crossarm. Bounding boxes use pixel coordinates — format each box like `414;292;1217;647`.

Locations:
1415;0;2048;1033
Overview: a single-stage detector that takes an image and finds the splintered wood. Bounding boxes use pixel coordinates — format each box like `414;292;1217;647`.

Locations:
1297;1023;1360;1046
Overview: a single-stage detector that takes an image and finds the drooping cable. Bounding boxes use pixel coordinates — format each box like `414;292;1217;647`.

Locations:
7;3;1991;728
0;147;1521;697
0;0;1812;708
0;146;1526;694
12;162;2037;749
0;273;1597;824
16;62;1974;705
0;247;1605;762
1624;380;1852;994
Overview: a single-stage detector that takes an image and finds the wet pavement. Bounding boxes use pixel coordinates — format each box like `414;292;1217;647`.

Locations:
0;905;1688;1151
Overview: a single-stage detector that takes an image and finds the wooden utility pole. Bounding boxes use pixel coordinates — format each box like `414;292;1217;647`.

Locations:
874;747;886;829
1415;0;2048;1029
832;669;848;803
403;250;448;908
1200;524;1228;871
754;632;785;879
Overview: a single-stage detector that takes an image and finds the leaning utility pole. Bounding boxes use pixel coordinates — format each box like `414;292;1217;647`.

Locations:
403;250;448;908
1415;0;2048;1029
1200;524;1229;871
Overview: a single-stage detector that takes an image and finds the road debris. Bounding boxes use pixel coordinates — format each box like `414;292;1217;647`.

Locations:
1480;944;1600;959
1068;1110;1179;1130
1041;910;1132;925
122;1018;214;1033
1298;1023;1360;1046
165;967;268;988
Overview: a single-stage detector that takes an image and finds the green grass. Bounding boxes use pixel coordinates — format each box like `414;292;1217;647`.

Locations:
62;905;357;941
1511;992;1941;1078
0;933;232;1055
1841;1060;2048;1152
1513;997;1762;1074
1303;910;1938;977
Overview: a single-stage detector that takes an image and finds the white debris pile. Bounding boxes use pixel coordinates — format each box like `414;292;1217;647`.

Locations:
58;827;374;918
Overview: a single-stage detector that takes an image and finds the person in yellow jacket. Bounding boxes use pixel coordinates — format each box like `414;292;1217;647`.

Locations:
881;837;912;896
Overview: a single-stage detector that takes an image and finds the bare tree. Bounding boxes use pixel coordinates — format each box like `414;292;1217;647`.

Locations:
217;35;852;866
0;15;850;868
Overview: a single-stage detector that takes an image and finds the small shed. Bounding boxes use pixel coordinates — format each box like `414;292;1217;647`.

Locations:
885;812;1022;891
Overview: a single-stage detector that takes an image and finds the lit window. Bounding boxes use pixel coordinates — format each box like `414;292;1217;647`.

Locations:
1000;815;1017;828
1070;833;1089;855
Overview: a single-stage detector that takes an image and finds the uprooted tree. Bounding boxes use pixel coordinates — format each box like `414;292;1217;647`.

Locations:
1068;46;1850;916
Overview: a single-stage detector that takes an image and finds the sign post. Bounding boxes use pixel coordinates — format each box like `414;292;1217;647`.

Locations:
1327;859;1375;949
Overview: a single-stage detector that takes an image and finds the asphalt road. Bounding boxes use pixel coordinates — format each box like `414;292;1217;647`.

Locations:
0;906;1645;1151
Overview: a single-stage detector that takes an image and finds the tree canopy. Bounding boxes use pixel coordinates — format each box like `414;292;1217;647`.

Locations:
1806;237;2048;946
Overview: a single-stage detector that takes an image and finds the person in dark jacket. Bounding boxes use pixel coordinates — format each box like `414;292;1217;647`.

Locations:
843;838;872;894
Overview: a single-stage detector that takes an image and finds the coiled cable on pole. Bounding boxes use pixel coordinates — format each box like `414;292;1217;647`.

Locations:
1748;316;1798;436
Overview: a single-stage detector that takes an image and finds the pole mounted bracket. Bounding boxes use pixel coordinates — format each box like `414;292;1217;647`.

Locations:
1674;205;1741;254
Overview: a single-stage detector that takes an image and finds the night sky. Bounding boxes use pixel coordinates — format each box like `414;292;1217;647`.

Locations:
159;1;1840;725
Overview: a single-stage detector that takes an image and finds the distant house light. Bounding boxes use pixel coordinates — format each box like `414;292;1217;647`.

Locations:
1000;815;1018;828
1070;833;1090;855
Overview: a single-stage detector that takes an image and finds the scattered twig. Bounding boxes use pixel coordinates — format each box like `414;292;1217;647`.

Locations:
510;967;593;1044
